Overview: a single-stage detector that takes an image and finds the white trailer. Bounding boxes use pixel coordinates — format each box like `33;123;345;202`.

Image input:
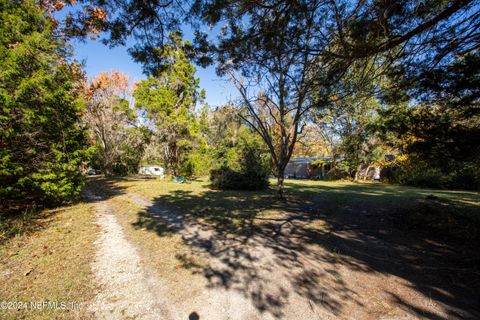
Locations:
138;165;165;178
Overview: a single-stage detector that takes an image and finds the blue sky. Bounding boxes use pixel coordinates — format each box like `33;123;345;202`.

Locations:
72;38;237;107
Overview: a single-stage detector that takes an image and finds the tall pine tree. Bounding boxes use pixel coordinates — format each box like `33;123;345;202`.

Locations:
133;34;202;176
0;0;89;208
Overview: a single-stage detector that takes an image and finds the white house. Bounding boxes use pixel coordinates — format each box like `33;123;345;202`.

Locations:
138;165;165;178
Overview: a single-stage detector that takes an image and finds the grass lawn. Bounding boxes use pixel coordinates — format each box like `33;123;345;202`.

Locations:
105;176;480;208
0;202;97;320
94;176;480;240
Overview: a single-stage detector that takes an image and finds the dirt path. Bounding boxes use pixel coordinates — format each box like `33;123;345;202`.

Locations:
88;193;176;320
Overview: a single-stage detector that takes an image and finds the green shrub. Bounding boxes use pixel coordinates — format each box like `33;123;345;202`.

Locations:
184;151;214;177
450;161;480;190
393;159;480;190
210;166;265;190
210;143;269;190
179;158;195;178
398;165;448;188
210;166;269;190
325;168;350;181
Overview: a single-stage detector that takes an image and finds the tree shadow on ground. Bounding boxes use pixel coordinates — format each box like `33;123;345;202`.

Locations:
0;205;70;244
82;176;134;202
1;176;131;243
133;183;480;319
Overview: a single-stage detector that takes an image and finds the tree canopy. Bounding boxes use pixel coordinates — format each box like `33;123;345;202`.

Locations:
59;1;478;72
84;70;147;175
133;35;204;176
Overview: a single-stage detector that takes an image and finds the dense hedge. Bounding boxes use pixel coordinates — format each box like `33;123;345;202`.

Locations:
210;166;269;190
391;160;480;190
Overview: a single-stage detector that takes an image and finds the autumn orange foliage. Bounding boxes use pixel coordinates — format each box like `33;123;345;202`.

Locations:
85;70;130;100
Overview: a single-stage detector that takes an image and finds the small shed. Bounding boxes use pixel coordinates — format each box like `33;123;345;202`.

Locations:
138;165;165;178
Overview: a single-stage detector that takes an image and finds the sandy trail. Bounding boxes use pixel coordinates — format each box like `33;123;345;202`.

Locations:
88;191;265;320
88;194;176;320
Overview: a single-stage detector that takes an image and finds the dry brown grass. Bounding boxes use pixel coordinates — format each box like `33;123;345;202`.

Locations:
0;202;97;320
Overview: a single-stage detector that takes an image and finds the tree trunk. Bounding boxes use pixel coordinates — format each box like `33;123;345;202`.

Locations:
363;164;372;180
277;169;285;199
373;166;381;181
103;152;113;176
354;164;362;181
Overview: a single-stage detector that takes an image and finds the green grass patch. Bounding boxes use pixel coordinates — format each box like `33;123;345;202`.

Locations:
91;176;480;240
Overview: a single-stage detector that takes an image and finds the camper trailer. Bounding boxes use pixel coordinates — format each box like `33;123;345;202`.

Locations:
138;165;165;178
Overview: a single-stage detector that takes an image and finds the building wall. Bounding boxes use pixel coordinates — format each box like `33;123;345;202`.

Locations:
285;162;311;178
284;159;333;179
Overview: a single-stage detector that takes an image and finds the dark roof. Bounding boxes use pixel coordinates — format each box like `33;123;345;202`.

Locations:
289;157;317;163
